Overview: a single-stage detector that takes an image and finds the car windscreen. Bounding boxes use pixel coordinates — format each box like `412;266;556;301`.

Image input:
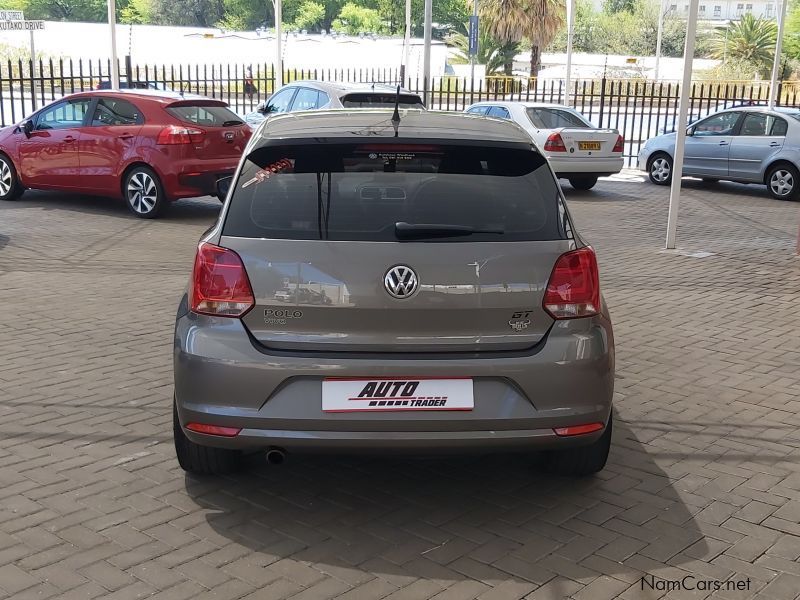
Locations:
341;93;425;108
527;107;590;129
166;103;244;127
222;142;568;242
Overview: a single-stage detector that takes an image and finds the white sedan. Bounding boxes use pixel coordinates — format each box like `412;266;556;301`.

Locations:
465;102;624;190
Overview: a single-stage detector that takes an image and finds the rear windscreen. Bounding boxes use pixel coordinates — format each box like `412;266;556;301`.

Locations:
341;93;425;108
222;143;567;242
166;104;244;127
527;107;590;129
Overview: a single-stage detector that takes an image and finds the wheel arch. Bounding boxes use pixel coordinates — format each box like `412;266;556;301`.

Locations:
120;162;164;199
762;159;798;185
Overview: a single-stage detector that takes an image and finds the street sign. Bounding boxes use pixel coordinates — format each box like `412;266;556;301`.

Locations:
468;15;479;56
0;20;45;30
0;10;24;20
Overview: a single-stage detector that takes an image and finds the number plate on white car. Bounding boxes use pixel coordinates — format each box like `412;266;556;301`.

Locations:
578;141;601;151
322;378;474;412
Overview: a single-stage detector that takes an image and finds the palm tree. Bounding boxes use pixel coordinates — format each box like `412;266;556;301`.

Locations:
447;26;521;76
711;14;777;77
479;0;565;76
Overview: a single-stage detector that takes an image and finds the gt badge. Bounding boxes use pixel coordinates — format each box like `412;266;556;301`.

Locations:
509;311;531;331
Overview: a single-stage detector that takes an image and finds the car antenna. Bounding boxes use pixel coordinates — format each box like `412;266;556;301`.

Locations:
391;85;401;137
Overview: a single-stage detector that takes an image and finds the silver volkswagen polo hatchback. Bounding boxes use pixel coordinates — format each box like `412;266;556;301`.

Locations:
173;109;615;476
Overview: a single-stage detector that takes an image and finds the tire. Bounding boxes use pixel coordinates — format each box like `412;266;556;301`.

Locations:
766;163;800;201
124;165;166;218
648;153;673;186
542;414;612;476
0;154;23;201
173;399;241;475
569;176;598;191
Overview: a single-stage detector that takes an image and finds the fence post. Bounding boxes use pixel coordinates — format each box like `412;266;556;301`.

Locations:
125;55;132;87
598;76;607;128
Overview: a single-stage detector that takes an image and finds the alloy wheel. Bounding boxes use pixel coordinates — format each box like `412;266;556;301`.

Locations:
770;169;794;197
650;157;671;183
127;171;158;214
0;157;12;197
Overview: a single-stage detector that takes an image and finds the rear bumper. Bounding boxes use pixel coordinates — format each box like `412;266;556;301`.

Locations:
159;160;238;200
549;156;623;176
185;426;606;453
173;303;614;453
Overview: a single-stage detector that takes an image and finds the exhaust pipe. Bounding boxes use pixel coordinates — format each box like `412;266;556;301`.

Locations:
265;447;287;465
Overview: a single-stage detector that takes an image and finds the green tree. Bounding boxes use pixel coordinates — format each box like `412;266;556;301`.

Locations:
151;0;225;27
783;0;800;60
446;24;520;75
14;0;106;21
711;14;777;77
292;0;325;31
603;0;635;13
332;2;382;34
480;0;564;75
120;0;154;24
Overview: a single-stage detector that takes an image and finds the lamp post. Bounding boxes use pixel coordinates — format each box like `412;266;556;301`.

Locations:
654;0;665;81
108;0;120;89
274;0;283;88
769;0;788;108
423;0;432;105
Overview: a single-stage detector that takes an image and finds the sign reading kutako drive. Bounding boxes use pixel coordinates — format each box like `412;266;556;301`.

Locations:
0;20;45;30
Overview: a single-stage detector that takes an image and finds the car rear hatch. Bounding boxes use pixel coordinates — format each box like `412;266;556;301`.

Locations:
220;141;575;353
164;100;250;158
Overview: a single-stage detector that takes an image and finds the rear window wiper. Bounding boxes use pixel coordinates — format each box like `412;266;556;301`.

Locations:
222;119;244;127
395;222;504;239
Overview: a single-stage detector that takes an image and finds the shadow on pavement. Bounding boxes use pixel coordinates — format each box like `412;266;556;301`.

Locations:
185;412;708;595
5;191;221;224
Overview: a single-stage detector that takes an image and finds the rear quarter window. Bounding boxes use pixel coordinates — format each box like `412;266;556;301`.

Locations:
223;142;568;242
166;104;244;127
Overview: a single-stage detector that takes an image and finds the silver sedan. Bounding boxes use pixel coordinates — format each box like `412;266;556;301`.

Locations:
637;107;800;200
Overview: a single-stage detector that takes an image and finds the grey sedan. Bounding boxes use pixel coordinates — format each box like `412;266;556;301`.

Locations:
638;107;800;200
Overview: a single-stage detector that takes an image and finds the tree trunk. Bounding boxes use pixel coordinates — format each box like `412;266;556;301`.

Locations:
529;44;540;77
504;61;513;76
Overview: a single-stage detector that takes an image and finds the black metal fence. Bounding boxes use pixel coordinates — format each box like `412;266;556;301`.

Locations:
2;57;799;162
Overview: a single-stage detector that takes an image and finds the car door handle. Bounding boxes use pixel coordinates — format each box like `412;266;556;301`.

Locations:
64;135;75;143
118;133;135;140
769;142;781;147
719;141;729;146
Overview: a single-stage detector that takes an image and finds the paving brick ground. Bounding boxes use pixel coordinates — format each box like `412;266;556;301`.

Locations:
1;173;799;600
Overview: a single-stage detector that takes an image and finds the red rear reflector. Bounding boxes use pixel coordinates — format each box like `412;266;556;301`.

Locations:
189;242;255;317
612;135;624;153
543;247;600;319
543;132;567;152
186;423;241;437
157;124;206;145
554;423;604;436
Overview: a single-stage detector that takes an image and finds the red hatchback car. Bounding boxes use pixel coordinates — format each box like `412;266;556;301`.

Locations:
0;90;251;218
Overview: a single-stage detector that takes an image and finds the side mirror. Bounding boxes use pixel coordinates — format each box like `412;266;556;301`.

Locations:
22;120;33;138
686;126;694;136
216;175;233;200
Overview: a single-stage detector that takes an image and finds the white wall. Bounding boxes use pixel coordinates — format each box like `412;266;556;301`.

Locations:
0;21;449;80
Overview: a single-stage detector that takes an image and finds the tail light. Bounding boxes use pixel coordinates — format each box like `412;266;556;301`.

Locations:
189;242;255;317
543;132;567;152
543;247;600;319
612;135;624;153
157;124;206;145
